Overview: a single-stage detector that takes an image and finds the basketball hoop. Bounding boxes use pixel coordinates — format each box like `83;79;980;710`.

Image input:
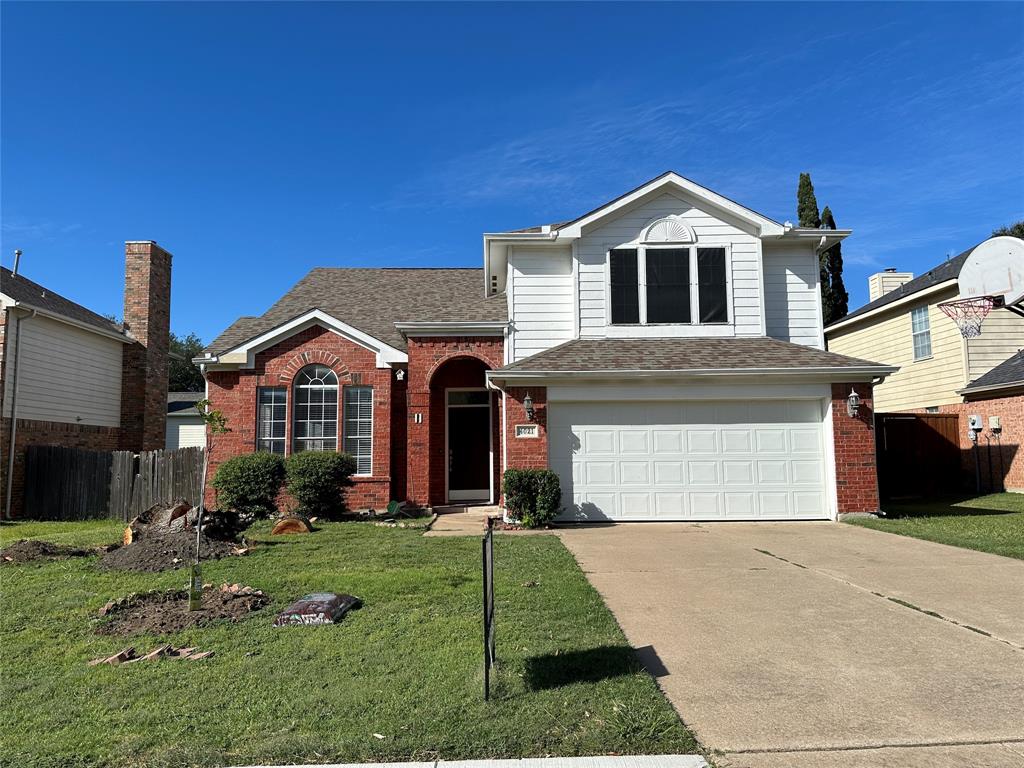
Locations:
938;296;995;338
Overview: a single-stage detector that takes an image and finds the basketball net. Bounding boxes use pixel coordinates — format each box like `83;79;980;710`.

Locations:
938;296;995;338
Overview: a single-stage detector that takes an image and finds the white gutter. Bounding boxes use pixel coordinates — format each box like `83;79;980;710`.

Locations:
394;321;509;337
486;365;897;384
959;379;1024;398
4;307;37;519
825;280;958;335
1;299;133;344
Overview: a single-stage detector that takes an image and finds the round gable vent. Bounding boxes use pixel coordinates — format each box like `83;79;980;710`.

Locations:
642;215;696;244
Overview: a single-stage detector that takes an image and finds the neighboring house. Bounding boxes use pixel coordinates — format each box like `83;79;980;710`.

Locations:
825;242;1024;412
166;392;205;450
0;241;172;518
199;172;895;521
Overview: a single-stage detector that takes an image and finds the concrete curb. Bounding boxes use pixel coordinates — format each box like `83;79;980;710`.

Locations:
236;756;708;768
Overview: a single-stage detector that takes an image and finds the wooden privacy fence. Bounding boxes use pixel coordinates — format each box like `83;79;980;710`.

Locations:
24;446;204;521
876;412;960;500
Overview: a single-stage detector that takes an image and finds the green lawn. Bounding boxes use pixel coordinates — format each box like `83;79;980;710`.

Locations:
0;520;698;767
847;492;1024;560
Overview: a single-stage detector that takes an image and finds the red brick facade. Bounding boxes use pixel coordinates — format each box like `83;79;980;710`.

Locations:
405;337;505;507
831;383;881;515
930;394;1024;492
204;326;395;510
504;387;548;471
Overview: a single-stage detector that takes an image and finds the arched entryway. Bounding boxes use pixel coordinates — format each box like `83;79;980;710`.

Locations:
428;356;498;505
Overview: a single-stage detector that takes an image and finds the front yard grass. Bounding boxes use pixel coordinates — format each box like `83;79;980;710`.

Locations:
0;520;698;767
847;492;1024;560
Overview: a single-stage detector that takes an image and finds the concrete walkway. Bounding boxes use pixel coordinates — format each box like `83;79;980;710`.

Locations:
559;522;1024;768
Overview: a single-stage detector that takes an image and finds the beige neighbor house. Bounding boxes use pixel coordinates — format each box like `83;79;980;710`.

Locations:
825;238;1024;492
826;244;1024;412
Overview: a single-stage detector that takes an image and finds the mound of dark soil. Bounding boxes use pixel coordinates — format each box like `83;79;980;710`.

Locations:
98;534;239;572
96;586;270;636
1;539;106;564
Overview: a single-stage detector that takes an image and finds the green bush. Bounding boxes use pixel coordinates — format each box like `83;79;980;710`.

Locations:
284;451;357;518
211;452;285;520
502;468;561;528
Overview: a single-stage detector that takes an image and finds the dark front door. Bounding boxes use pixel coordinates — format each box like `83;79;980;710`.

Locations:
448;403;491;501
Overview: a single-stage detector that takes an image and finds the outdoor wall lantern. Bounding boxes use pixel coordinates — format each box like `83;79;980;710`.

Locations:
523;392;536;422
846;388;862;418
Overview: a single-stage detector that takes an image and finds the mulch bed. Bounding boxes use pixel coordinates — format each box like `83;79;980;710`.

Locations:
0;539;112;564
96;585;270;637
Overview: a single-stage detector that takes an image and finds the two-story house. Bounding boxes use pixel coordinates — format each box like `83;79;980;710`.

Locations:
198;172;895;521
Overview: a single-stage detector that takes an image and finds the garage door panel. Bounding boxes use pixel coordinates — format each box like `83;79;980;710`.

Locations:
550;400;830;521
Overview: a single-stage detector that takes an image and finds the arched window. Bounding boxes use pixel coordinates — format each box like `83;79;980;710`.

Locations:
293;365;338;452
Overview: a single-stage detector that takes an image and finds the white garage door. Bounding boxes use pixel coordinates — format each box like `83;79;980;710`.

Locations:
166;417;207;450
548;400;829;521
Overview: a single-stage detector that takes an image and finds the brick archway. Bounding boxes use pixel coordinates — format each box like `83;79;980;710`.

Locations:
405;337;505;507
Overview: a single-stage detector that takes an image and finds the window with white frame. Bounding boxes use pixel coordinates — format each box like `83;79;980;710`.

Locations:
293;365;338;452
609;246;728;325
911;306;932;360
343;386;373;475
256;387;286;454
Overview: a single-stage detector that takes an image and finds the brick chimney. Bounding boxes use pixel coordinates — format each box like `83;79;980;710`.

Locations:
119;241;172;451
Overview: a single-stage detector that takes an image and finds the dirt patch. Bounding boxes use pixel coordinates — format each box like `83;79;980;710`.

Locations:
98;534;240;572
96;585;270;636
1;539;111;564
98;501;249;572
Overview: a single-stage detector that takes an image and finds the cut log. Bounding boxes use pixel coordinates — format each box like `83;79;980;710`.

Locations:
271;516;312;535
141;644;172;661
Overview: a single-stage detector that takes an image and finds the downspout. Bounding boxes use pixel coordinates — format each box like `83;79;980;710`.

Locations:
4;307;37;520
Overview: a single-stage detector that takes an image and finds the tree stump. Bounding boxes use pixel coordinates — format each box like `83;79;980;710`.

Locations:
271;516;312;535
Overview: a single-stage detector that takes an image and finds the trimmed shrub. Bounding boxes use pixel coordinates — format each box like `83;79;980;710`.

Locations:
284;451;357;519
211;452;285;520
502;468;561;528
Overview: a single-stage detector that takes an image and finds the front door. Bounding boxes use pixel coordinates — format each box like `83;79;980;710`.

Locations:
447;389;491;502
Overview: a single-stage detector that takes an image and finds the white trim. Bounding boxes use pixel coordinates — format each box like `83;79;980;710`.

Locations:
444;387;494;503
557;173;787;239
221;309;408;369
824;280;958;335
571;240;580;340
0;298;133;344
959;379;1024;397
822;393;840;521
487;365;897;386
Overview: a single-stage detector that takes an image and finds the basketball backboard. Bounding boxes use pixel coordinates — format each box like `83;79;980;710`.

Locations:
957;236;1024;306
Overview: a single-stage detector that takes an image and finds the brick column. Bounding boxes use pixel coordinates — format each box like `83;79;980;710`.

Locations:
831;383;880;515
120;241;172;451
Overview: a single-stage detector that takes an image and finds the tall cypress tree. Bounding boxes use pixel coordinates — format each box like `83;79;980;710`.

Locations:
821;206;848;323
798;173;830;320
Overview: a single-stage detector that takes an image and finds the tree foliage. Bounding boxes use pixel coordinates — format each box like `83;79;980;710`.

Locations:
169;332;205;392
993;221;1024;239
798;173;830;320
821;206;848;323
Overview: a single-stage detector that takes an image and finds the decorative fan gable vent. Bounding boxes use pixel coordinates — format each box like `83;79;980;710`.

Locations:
642;215;696;244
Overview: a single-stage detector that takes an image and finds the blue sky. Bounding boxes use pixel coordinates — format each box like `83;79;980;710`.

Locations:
2;1;1022;341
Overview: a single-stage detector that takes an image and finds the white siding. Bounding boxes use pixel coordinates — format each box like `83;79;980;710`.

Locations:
508;246;574;362
2;314;123;426
966;309;1024;382
762;242;824;348
576;192;763;337
166;417;206;450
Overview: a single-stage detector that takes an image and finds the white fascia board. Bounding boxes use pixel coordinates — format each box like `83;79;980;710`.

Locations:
483;232;563;299
395;321;508;337
959;380;1024;398
824;280;958;335
774;228;852;253
3;299;134;344
221;309;408;369
486;365;897;386
557;173;786;239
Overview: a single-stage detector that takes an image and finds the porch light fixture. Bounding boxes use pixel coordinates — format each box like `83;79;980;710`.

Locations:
846;388;861;418
522;392;535;422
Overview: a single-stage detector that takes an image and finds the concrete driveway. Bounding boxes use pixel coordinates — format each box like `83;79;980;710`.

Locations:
558;523;1024;767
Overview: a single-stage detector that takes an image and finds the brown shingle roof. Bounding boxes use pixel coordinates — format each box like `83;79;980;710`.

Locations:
497;337;890;374
204;268;507;355
961;349;1024;395
1;266;126;337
